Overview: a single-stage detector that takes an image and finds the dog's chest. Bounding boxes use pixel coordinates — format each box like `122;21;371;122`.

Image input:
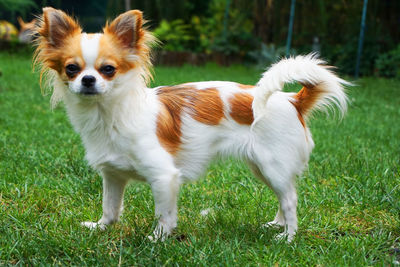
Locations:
67;95;170;182
82;124;140;171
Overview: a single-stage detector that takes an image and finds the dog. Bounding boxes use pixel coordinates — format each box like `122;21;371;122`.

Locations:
34;7;349;242
17;17;37;43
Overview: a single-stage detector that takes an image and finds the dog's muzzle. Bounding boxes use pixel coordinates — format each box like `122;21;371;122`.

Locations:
80;75;98;95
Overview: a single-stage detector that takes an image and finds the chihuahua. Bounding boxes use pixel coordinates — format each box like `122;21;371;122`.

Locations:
34;7;349;242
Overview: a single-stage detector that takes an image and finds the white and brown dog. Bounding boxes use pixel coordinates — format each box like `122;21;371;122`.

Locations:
34;7;349;242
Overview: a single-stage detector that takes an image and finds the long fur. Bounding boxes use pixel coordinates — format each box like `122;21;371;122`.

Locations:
34;8;349;242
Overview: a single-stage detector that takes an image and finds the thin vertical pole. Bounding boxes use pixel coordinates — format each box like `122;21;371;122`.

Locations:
125;0;131;11
355;0;368;78
223;0;231;39
286;0;296;57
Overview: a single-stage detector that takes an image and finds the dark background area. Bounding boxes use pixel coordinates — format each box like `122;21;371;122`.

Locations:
1;0;399;77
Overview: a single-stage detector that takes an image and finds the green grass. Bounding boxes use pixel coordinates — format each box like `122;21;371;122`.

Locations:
0;51;399;266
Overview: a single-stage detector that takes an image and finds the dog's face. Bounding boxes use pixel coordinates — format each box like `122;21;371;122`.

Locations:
59;32;120;96
35;7;153;98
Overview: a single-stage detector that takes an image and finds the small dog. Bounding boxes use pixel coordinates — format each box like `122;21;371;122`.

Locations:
17;17;37;43
34;7;349;242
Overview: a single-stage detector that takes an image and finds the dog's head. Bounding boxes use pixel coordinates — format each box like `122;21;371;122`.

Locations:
34;7;155;105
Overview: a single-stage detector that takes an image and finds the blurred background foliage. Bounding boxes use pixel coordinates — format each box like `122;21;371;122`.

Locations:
0;0;399;77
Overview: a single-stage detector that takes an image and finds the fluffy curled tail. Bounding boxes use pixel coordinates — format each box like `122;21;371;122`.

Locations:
252;54;350;121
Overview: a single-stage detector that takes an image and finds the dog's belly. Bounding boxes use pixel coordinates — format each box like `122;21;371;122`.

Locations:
174;121;254;182
100;161;147;182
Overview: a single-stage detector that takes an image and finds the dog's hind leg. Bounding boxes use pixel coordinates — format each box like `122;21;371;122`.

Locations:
271;182;297;242
249;159;298;242
248;162;285;227
82;170;128;230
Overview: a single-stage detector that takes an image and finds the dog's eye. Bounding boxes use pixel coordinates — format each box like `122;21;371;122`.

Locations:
100;65;116;76
65;64;80;77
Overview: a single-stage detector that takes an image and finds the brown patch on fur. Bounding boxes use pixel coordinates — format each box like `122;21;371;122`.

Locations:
97;34;136;76
192;88;224;125
229;93;254;125
296;112;306;128
237;83;255;90
290;85;323;128
156;85;225;154
156;102;183;155
292;85;322;117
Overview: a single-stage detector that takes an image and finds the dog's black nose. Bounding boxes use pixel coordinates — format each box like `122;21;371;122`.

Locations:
81;75;96;87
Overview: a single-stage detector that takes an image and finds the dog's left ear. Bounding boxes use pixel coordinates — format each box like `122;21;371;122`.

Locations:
105;10;143;50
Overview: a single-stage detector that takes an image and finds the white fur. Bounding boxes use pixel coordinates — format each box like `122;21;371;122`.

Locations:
49;47;347;242
81;33;101;66
253;54;350;122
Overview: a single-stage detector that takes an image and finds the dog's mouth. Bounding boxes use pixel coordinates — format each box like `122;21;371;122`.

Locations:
78;93;103;101
79;86;100;96
80;91;99;96
68;88;104;101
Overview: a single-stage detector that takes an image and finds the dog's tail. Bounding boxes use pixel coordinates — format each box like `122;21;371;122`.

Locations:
252;54;350;122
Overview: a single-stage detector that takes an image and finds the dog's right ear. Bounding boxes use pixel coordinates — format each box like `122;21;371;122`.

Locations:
38;7;81;47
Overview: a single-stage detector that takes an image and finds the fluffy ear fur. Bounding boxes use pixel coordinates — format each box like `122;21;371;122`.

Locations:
103;10;157;85
38;7;81;47
104;10;143;50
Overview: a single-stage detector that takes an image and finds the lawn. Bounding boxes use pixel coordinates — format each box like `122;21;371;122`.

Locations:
0;50;399;266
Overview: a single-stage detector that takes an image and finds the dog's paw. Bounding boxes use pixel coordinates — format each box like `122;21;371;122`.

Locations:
147;235;163;243
81;221;106;230
147;233;167;243
263;220;284;228
147;223;172;242
274;232;294;243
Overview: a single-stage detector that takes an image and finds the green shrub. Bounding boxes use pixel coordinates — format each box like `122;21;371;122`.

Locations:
153;0;258;57
375;44;400;78
153;19;193;52
323;37;381;76
0;0;36;18
188;15;216;53
207;0;257;56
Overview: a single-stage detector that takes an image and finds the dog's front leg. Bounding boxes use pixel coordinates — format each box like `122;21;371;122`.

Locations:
82;171;128;230
148;170;180;241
